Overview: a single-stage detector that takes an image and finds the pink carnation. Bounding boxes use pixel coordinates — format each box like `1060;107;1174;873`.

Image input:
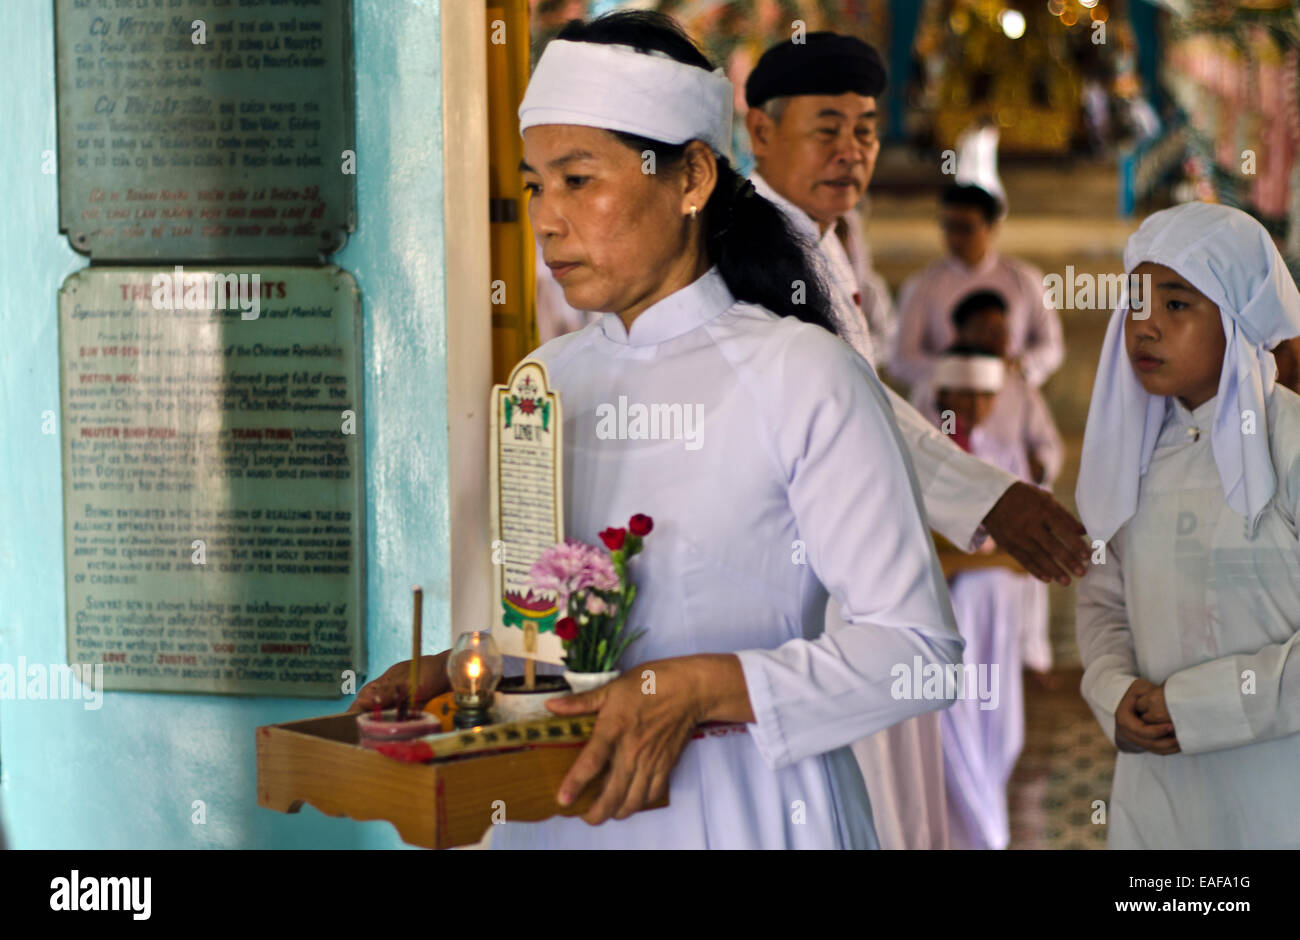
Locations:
526;538;619;611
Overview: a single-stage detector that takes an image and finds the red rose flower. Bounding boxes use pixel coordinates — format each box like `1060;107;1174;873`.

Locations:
555;616;579;640
628;514;653;536
599;527;627;551
518;398;536;414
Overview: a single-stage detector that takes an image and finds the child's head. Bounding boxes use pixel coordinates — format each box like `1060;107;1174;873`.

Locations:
1077;201;1300;544
939;184;1000;266
951;289;1009;358
1123;261;1226;410
934;347;1003;434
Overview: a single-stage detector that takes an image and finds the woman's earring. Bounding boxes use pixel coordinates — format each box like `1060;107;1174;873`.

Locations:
688;205;698;219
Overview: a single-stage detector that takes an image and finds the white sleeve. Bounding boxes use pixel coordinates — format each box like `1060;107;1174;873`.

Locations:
884;383;1016;550
1023;383;1065;487
1016;264;1065;387
1075;543;1141;748
1163;632;1300;755
734;332;964;771
890;275;937;388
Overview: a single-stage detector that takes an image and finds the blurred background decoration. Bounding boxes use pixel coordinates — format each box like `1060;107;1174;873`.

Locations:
525;0;1299;273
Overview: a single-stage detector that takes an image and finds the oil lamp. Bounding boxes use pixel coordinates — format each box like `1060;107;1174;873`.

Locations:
447;631;503;728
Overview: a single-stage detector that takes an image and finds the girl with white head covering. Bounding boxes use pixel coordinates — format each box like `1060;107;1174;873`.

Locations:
489;10;963;849
1075;202;1300;848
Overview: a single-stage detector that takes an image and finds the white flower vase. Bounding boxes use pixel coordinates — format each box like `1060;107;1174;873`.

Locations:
563;669;619;695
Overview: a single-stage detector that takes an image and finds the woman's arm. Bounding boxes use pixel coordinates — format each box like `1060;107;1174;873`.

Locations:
1016;263;1066;387
731;331;967;770
889;274;939;387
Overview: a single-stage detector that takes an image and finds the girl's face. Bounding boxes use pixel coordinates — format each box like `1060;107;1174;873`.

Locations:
1124;262;1226;410
521;124;714;322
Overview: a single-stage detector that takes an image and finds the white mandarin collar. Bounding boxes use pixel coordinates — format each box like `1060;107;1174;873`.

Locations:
599;265;736;347
1162;394;1217;444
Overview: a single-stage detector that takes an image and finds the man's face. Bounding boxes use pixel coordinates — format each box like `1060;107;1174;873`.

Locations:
746;92;879;228
940;205;994;266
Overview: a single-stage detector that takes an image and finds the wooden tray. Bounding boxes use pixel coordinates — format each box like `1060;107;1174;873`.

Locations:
256;712;665;849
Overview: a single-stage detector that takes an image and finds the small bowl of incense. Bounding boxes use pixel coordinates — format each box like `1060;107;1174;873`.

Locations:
356;703;439;748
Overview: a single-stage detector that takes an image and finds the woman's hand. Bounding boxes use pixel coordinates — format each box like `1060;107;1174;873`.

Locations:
546;655;750;825
1114;677;1179;755
348;652;451;713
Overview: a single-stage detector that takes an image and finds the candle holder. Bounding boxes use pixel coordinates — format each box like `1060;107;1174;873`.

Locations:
447;631;503;729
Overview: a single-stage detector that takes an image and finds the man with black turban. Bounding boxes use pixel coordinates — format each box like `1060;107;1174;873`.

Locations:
740;31;1090;851
745;32;894;361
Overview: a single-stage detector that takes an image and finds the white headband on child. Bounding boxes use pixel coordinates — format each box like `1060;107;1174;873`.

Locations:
1077;202;1300;543
518;39;734;162
933;355;1005;393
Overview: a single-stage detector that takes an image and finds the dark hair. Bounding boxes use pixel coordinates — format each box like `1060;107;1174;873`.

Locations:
554;12;837;334
940;183;1001;224
951;289;1007;328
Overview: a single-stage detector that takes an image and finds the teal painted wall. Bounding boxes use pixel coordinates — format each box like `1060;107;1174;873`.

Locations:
0;0;452;849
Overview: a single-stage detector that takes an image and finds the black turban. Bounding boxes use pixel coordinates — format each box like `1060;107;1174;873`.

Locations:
745;32;887;109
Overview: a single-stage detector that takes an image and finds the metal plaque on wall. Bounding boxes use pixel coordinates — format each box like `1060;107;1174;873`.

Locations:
55;0;356;262
58;265;365;697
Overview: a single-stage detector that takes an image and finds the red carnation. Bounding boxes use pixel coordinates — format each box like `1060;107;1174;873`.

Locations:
628;514;653;536
599;527;627;551
555;617;579;640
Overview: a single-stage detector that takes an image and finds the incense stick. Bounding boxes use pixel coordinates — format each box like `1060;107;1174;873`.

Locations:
410;586;423;713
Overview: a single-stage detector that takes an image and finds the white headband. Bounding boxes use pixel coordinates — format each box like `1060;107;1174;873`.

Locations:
519;40;734;162
933;355;1005;393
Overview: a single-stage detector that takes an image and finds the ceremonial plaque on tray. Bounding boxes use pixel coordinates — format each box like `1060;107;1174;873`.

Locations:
54;0;355;261
489;360;565;663
58;265;364;696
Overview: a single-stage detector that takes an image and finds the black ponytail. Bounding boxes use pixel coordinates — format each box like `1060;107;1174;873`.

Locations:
553;12;839;336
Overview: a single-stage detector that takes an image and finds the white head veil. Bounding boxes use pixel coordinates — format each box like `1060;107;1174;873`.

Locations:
1076;202;1300;543
518;39;733;161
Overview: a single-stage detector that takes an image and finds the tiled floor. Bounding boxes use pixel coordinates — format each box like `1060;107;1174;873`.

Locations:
1008;669;1113;849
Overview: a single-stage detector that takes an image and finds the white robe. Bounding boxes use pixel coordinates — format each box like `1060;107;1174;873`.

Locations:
939;427;1033;850
913;369;1064;672
489;266;965;849
1077;389;1300;849
750;170;1019;848
893;252;1065;389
